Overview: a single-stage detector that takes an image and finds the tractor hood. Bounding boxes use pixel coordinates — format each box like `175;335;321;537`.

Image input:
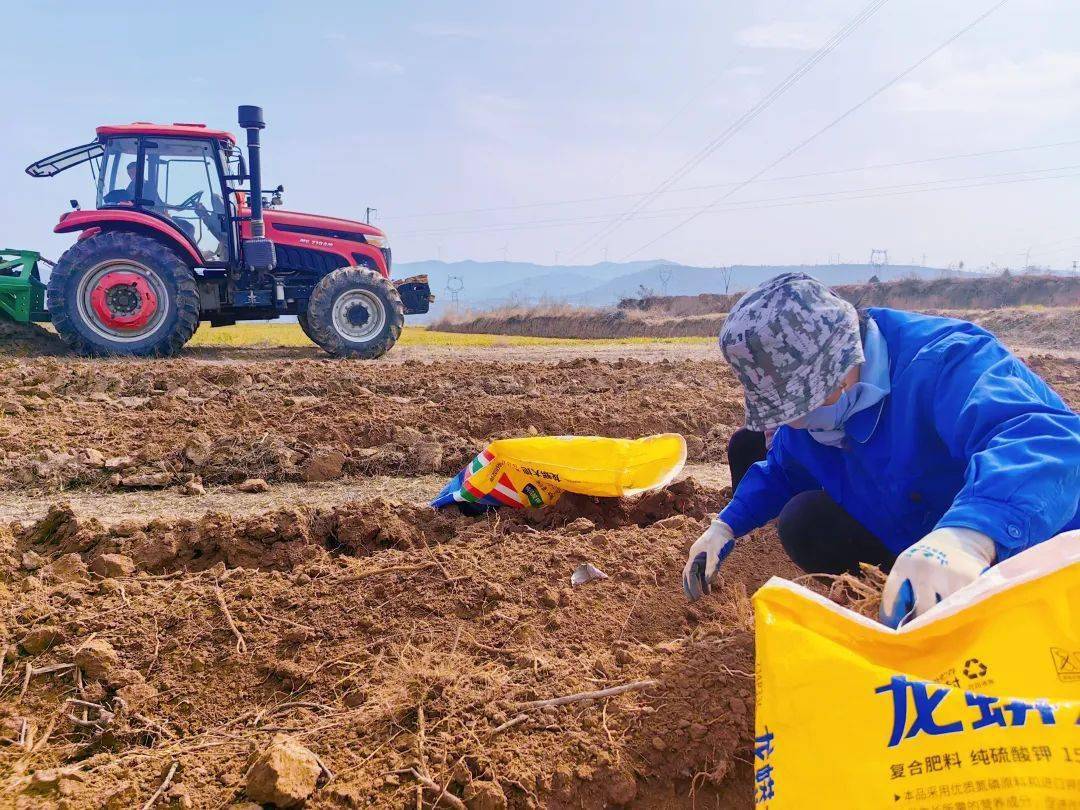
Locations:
264;210;387;241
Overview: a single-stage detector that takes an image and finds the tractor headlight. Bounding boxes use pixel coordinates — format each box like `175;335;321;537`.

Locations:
365;234;389;249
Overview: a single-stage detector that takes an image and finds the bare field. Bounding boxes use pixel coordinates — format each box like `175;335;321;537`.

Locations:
431;304;1080;350
0;328;1076;808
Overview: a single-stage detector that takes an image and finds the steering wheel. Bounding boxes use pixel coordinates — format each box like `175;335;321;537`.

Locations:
170;190;204;211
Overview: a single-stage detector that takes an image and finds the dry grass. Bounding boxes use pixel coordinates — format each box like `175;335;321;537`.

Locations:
186;322;712;348
621;274;1080;317
797;563;889;620
430;305;724;340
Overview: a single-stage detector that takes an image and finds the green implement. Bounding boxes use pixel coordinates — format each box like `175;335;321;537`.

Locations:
0;249;49;323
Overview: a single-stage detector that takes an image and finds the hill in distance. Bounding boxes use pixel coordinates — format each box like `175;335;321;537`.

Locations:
395;258;955;320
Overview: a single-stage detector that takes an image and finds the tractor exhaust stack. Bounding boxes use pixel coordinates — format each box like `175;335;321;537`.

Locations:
238;104;276;272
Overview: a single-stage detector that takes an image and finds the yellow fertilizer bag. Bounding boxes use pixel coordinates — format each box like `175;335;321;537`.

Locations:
753;531;1080;809
431;433;686;510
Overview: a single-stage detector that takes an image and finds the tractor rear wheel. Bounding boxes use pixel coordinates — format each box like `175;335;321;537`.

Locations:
305;267;404;359
47;231;199;357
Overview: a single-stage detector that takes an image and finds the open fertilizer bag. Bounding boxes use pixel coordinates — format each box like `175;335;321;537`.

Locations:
752;531;1080;808
431;433;686;510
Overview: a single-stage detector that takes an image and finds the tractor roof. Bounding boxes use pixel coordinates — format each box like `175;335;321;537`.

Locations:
96;122;237;144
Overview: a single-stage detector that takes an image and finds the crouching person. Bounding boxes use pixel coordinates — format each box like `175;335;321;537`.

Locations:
682;273;1080;627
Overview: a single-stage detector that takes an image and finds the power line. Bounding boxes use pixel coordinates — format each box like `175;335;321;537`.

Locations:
566;0;893;259
399;163;1079;238
398;170;1080;240
383;138;1080;221
623;0;1013;260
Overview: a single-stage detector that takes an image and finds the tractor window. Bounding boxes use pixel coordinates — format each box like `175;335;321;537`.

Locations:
143;138;228;262
96;138;141;209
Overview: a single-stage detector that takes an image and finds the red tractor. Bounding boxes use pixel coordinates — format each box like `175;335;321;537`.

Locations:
25;105;431;358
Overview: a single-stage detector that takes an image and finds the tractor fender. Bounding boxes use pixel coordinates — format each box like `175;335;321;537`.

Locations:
55;210;202;266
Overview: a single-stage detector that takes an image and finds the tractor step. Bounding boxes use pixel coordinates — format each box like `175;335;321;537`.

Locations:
0;249;50;323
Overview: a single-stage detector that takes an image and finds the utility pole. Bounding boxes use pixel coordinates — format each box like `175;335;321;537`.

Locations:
445;275;464;307
554;249;561;265
658;266;673;296
869;249;889;267
718;265;735;296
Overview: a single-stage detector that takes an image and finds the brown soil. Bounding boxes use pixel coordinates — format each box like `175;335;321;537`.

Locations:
0;322;64;357
0;480;807;809
0;356;744;495
0;341;1074;808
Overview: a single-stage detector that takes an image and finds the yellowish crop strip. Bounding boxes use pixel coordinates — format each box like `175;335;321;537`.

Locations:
186;322;714;348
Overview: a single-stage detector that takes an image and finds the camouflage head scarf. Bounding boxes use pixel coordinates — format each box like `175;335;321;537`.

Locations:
719;273;863;431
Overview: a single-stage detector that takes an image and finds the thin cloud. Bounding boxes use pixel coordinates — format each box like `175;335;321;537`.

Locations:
725;65;766;77
413;22;485;40
735;20;832;50
457;92;528;136
894;52;1080;115
366;60;406;76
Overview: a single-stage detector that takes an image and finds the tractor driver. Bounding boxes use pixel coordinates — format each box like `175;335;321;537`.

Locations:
118;160;226;248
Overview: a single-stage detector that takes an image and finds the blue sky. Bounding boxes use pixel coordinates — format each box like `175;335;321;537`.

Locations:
2;0;1079;269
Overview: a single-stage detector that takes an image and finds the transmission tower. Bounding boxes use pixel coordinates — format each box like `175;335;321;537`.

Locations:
869;249;889;267
658;266;673;296
445;275;464;306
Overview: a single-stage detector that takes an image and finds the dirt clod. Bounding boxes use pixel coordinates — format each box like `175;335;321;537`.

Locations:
300;449;346;482
464;778;508;810
236;478;271;493
74;638;120;681
245;734;322;808
90;553;135;578
21;625;63;655
44;552;89;583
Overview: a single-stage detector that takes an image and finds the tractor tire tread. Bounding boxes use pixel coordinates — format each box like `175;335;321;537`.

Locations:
297;311;315;343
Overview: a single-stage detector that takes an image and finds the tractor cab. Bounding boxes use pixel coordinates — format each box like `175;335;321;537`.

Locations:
28;124;242;265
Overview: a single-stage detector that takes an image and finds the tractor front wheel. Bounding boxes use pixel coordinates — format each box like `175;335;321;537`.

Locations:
297;311;315;343
305;267;404;359
47;231;199;357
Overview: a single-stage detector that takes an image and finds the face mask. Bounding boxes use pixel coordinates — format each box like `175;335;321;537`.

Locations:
792;388;852;431
789;388;854;447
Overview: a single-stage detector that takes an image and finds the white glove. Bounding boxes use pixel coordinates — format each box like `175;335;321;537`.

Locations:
880;527;996;628
682;520;735;601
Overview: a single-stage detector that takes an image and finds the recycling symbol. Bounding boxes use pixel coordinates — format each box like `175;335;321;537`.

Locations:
963;658;988;679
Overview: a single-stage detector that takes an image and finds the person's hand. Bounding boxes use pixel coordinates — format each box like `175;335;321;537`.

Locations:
880;527;996;628
682;520;735;601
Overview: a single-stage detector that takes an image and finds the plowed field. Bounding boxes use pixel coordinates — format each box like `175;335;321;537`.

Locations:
0;324;1075;808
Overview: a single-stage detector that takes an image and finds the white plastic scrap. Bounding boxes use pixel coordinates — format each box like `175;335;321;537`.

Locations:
571;563;610;587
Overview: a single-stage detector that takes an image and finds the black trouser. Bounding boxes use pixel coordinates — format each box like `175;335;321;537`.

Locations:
727;428;896;575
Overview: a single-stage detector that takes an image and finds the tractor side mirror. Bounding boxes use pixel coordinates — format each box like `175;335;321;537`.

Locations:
264;185;284;207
